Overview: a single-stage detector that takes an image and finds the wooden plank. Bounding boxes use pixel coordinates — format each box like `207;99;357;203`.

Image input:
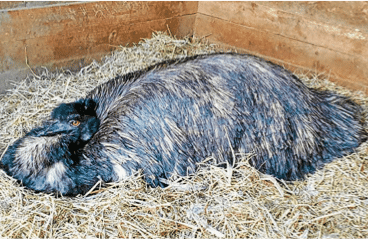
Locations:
0;1;198;72
257;2;368;31
197;2;368;58
194;14;368;93
31;14;196;69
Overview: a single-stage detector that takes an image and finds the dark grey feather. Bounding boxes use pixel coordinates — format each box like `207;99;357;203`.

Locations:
1;53;366;196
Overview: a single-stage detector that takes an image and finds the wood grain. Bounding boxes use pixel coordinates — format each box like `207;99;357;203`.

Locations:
0;1;197;71
195;2;368;92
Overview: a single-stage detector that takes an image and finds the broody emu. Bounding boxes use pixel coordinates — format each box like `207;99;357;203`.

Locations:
1;53;366;196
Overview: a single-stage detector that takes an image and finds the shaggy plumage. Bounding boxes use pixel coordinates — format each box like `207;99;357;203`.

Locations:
1;53;366;196
1;99;100;195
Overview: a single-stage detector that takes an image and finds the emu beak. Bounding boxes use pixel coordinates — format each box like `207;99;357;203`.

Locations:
49;122;70;135
37;121;71;137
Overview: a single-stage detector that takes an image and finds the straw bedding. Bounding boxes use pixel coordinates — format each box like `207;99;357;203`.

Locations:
0;32;367;238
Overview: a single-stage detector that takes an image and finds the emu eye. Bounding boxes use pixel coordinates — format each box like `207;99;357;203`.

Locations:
70;120;80;127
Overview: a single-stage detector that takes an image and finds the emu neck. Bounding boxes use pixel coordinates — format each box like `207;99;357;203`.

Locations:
15;134;71;171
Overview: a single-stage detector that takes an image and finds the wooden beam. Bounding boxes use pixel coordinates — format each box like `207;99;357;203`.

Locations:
195;2;368;92
0;1;198;71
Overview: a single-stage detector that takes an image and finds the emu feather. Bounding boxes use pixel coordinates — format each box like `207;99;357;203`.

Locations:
1;53;366;196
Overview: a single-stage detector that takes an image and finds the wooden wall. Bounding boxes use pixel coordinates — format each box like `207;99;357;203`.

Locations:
195;2;368;93
1;1;367;93
0;1;197;93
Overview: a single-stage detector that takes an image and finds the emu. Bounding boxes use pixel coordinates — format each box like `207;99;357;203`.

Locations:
1;53;366;196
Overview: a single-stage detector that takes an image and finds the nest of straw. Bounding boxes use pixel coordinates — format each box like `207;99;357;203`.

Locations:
0;32;367;238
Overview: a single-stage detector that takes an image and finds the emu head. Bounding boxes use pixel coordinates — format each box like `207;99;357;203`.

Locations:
0;98;100;195
40;98;100;145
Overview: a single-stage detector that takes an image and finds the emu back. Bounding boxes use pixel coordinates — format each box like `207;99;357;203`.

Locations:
1;53;366;195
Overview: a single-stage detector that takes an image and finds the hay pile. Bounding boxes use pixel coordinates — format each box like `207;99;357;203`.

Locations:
0;32;367;238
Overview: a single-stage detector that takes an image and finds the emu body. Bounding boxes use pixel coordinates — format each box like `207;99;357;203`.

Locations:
1;53;366;196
